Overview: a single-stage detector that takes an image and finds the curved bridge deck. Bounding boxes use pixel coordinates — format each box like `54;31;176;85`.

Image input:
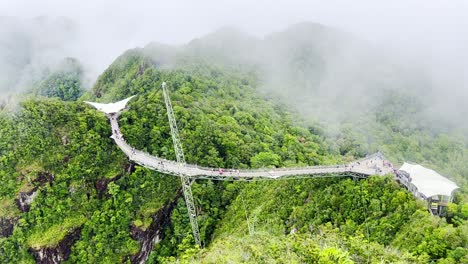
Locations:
108;114;395;180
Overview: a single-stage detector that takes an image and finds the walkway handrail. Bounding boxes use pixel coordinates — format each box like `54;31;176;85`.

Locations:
109;116;395;180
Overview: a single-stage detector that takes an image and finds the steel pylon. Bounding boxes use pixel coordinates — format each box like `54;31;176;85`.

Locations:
161;82;201;247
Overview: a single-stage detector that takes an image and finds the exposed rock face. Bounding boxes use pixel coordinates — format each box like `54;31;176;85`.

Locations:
95;174;123;199
16;191;38;212
131;190;182;264
35;171;55;185
15;171;84;264
61;135;69;146
29;227;82;264
0;217;19;237
126;163;136;174
95;163;133;199
15;171;54;212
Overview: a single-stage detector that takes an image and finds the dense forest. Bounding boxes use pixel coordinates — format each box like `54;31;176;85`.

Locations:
0;24;467;263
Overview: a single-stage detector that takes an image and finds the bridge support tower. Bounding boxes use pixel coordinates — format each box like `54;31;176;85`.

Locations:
162;82;201;247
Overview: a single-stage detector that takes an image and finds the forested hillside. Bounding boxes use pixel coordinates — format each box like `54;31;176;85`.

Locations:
1;24;467;263
0;16;79;96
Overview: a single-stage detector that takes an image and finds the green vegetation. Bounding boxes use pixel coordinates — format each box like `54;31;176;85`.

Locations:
27;216;86;249
34;58;84;101
184;177;465;263
0;198;20;218
0;26;467;263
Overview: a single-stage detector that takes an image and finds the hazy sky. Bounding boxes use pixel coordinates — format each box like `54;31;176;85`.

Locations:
2;1;467;50
1;0;467;130
1;0;467;88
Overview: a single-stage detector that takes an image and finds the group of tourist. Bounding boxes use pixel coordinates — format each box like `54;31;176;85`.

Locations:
211;168;240;176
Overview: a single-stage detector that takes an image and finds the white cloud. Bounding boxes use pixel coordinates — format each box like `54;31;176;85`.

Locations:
0;0;466;99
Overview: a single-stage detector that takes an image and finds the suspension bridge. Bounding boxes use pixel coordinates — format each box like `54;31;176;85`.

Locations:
108;115;394;180
85;83;396;247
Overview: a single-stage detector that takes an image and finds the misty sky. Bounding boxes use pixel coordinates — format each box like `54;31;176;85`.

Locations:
2;0;467;75
1;0;467;121
2;1;467;43
1;0;467;133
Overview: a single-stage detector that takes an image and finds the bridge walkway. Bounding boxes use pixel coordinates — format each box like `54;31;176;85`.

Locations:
109;114;395;181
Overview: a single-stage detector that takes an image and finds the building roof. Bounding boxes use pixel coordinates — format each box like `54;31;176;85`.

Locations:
84;95;136;114
400;162;459;198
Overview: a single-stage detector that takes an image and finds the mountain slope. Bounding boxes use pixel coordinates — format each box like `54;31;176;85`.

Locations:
0;50;340;263
0;23;467;263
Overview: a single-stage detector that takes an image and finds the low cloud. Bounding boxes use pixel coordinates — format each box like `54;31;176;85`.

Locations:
0;1;466;132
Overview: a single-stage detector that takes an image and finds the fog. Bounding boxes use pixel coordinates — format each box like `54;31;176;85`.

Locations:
1;0;467;131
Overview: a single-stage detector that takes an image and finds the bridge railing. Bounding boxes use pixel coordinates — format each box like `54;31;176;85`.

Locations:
113;136;387;175
110;119;386;178
114;133;340;170
186;163;348;173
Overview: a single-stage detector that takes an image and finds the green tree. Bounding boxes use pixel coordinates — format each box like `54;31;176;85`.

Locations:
250;152;281;168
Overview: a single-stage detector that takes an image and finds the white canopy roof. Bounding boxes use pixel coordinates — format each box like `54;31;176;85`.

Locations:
84;95;136;114
400;162;459;198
